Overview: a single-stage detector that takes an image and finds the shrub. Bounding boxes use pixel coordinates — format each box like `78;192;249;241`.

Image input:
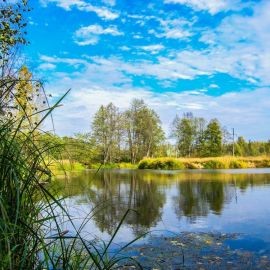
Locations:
229;160;248;169
138;158;185;170
203;159;227;169
183;162;203;169
138;159;152;169
254;159;270;168
118;162;137;169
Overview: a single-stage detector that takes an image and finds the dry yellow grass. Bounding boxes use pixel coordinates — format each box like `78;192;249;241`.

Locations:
139;156;270;170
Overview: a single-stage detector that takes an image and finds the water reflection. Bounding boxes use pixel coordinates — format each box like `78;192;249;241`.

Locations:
53;169;270;237
174;180;230;222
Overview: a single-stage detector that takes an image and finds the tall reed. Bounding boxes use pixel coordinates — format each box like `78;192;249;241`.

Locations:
0;92;141;269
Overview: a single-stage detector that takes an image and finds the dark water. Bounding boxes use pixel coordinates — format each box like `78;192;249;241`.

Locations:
53;168;270;252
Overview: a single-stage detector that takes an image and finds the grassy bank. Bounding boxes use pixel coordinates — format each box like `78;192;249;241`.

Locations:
48;159;87;176
89;162;137;170
50;156;270;175
138;156;270;170
49;160;137;176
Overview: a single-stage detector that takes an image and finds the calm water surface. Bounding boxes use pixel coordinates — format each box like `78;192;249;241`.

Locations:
53;168;270;251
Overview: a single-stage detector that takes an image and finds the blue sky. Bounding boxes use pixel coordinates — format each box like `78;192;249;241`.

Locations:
24;0;270;140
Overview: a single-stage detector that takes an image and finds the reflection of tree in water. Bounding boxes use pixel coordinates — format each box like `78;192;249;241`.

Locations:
175;181;209;220
87;170;166;236
53;170;270;234
173;173;270;222
174;180;230;221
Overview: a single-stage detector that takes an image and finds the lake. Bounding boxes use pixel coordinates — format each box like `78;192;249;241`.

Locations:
52;168;270;267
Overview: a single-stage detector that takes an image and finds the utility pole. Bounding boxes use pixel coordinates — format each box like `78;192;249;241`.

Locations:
232;128;235;157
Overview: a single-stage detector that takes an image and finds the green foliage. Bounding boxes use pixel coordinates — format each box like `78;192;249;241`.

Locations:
50;160;86;175
0;0;29;60
171;113;207;157
90;99;165;165
39;109;270;167
172;115;194;156
203;119;223;157
229;160;247;169
62;133;96;165
91;103;122;164
0;120;43;268
90;162;137;169
124;99;165;163
202;160;227;169
138;158;185;170
183;161;202;169
39;132;65;159
253;159;270;168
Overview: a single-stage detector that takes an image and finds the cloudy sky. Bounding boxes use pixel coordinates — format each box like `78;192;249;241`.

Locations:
25;0;270;140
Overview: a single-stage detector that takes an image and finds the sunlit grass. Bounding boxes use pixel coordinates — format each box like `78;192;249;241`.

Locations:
48;159;87;176
138;156;270;170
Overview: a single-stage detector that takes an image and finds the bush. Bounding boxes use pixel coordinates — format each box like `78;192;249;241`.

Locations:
183;162;203;169
203;159;227;169
138;159;151;169
118;162;137;169
254;159;270;168
138;158;185;170
229;160;248;169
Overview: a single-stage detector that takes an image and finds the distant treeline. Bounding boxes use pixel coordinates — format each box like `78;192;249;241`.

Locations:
40;99;270;165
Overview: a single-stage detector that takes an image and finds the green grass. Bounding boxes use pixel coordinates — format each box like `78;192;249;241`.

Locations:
90;162;137;169
49;159;87;175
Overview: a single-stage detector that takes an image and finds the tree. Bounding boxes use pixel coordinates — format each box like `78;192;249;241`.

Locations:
0;0;30;115
0;0;29;62
171;115;194;157
203;119;223;157
12;66;43;127
124;99;164;163
193;117;206;157
91;103;122;164
235;136;248;156
171;113;206;157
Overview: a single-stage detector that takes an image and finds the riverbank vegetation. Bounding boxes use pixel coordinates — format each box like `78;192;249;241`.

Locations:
38;100;270;171
138;156;270;170
41;103;270;172
49;155;270;175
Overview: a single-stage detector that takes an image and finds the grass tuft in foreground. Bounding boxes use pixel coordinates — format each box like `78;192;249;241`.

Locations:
0;101;141;269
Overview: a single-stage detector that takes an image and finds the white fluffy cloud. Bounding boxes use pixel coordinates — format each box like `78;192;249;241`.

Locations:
156;18;194;39
38;63;56;70
121;1;270;85
40;0;119;20
41;55;270;140
74;24;123;46
164;0;242;15
199;0;270;85
138;44;165;54
48;84;270;141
